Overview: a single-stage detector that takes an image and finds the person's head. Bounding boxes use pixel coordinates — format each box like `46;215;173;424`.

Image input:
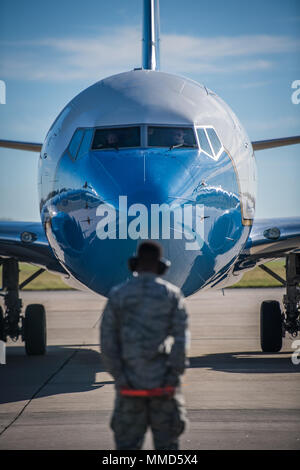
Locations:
128;241;170;275
136;241;162;273
173;129;184;145
107;132;118;145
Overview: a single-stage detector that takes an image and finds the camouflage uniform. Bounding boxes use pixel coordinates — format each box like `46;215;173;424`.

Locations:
100;272;189;450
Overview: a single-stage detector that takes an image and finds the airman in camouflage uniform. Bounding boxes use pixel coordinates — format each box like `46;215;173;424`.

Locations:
100;241;189;450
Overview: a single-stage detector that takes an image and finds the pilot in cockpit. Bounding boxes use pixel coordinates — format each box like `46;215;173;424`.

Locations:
106;131;119;148
172;129;185;146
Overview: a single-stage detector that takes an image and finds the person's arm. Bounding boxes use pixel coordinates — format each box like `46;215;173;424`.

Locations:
100;293;128;389
165;291;189;386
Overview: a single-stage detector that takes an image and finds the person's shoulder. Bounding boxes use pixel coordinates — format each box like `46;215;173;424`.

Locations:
108;275;141;297
155;277;183;298
107;278;132;298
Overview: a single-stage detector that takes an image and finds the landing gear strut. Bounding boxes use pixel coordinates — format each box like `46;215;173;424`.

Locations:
259;253;300;352
283;254;300;337
0;258;47;355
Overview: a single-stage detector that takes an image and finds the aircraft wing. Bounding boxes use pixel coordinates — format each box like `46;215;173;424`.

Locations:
0;221;66;274
252;135;300;151
0;139;42;152
234;217;300;272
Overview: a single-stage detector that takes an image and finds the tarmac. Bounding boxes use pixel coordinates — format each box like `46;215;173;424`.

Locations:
0;287;299;450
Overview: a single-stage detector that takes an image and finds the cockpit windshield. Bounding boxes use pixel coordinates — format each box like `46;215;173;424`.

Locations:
92;127;140;150
148;126;197;149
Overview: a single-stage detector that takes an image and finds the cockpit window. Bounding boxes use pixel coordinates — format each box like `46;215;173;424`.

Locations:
68;129;84;160
197;127;223;160
148;127;197;149
197;128;213;157
206;128;222;157
76;129;93;160
92;127;140;150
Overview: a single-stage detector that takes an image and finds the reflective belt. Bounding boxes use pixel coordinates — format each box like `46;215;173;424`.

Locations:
120;386;175;397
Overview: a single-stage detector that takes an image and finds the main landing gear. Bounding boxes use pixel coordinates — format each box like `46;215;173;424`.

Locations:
0;258;47;355
259;253;300;352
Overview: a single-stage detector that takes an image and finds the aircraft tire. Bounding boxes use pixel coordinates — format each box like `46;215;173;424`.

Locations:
0;306;5;342
260;300;283;352
24;304;47;355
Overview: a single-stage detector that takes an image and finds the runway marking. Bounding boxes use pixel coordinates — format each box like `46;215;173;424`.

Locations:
0;349;79;438
92;314;103;329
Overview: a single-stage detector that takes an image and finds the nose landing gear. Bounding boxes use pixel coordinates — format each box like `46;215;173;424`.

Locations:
0;258;47;356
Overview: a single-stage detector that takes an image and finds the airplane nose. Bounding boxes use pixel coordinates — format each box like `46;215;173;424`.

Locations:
51;148;246;297
89;148;195;208
83;149;199;293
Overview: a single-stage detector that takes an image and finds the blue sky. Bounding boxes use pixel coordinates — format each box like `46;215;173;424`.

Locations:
0;0;299;221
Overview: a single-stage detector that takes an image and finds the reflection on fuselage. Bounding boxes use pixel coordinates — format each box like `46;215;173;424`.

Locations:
41;146;250;296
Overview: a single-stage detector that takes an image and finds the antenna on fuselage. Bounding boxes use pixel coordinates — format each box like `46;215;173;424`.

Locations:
142;0;160;70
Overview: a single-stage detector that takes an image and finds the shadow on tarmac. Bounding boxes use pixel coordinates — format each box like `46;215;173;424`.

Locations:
0;345;299;406
189;350;300;374
0;345;114;405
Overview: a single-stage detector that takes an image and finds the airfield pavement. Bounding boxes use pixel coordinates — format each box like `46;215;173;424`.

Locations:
0;288;299;450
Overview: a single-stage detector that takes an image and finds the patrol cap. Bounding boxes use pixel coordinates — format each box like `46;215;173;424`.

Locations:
128;241;171;275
